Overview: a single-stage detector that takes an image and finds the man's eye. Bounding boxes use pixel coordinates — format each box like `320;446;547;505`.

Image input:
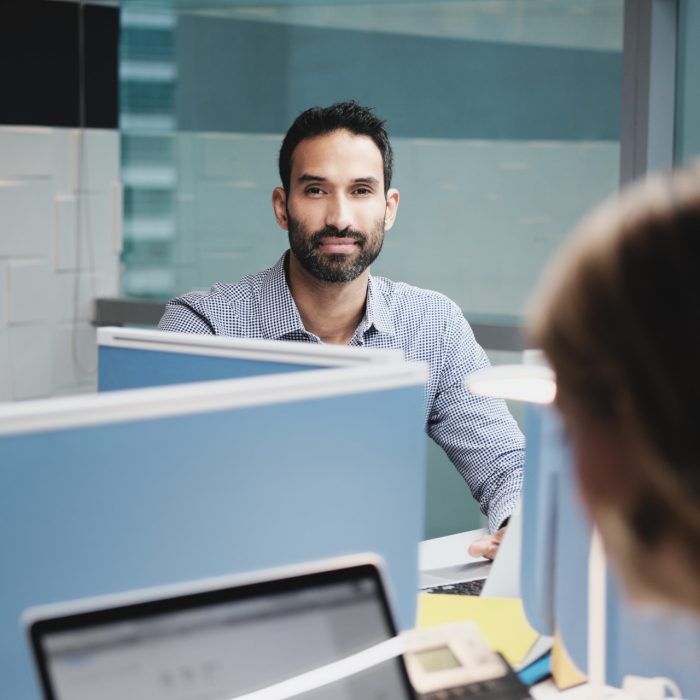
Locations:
305;187;324;195
353;187;372;196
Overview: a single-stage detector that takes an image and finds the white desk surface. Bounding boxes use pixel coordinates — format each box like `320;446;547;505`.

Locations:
531;682;632;698
419;528;487;571
418;528;494;589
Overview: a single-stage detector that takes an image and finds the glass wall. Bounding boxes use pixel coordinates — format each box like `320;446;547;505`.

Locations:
120;0;623;308
676;0;700;164
119;0;624;536
120;5;178;297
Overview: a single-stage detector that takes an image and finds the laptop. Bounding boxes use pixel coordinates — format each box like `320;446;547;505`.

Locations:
24;555;415;700
419;499;523;599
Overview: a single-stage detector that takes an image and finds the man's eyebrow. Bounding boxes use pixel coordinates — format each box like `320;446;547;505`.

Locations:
297;173;327;183
353;176;380;185
296;174;380;185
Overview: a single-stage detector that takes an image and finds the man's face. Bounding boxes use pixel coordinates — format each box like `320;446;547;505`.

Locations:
272;129;399;283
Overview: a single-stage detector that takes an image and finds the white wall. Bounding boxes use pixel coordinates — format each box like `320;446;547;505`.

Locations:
0;127;121;401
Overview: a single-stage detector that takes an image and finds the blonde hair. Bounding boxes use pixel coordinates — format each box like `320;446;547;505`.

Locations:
527;162;700;611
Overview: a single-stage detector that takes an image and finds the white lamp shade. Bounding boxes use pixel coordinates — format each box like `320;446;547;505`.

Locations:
465;364;556;404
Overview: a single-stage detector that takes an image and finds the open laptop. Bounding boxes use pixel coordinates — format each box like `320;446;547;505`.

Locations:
24;555;415;700
419;499;523;599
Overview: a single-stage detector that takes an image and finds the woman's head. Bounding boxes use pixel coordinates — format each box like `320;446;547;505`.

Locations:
528;163;700;611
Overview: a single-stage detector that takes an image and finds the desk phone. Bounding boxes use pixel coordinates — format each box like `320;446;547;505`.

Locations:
402;621;531;699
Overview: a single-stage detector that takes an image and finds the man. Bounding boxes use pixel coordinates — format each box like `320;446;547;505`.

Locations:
159;101;523;559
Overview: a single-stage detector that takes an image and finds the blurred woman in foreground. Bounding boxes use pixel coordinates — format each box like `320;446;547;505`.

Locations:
528;162;700;612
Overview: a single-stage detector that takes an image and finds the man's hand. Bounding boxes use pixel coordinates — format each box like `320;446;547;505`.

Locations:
467;527;506;560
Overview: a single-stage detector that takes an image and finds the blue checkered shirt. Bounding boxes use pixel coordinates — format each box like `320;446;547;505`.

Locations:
159;253;524;532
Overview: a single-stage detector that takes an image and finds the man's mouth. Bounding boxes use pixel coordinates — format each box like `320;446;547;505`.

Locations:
318;237;361;254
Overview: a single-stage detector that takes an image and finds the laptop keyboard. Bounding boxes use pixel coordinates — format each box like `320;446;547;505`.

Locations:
422;578;486;596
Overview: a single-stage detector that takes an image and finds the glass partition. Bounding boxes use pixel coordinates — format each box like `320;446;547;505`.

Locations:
119;0;624;535
120;0;623;311
676;0;700;164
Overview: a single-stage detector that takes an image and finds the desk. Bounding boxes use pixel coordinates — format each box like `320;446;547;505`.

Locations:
419;531;625;699
419;528;491;588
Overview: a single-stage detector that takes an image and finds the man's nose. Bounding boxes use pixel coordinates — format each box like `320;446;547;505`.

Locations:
324;194;353;231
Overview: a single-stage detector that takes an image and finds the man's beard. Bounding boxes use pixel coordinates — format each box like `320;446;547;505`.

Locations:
287;212;385;283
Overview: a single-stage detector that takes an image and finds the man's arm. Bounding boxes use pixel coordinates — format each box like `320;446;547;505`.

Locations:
427;303;524;535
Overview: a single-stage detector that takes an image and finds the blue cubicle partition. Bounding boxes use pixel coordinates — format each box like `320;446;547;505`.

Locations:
97;327;404;392
519;405;561;636
0;364;427;699
521;405;700;697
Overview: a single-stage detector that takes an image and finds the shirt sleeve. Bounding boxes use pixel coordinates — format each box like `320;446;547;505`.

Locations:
158;297;216;335
427;303;524;533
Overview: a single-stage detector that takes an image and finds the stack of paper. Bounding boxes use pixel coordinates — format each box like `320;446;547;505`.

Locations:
416;593;540;668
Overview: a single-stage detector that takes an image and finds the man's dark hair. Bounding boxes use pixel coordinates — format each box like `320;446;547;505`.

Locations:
278;100;394;194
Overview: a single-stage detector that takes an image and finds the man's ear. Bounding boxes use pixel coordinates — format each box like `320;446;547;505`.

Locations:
384;188;400;231
272;187;288;231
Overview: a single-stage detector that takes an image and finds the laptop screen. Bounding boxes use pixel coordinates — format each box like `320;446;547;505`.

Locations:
28;562;414;700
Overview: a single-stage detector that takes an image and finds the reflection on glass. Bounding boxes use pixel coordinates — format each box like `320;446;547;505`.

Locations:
119;0;623;319
675;0;700;165
120;4;177;299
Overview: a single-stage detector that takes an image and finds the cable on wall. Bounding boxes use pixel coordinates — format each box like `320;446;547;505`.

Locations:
72;0;99;377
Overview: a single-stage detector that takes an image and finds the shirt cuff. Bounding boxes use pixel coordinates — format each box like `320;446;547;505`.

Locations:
487;493;517;534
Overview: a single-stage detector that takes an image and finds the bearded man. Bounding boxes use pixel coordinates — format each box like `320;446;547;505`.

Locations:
159;101;524;559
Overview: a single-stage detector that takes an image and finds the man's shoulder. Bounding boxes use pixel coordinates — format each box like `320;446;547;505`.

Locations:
163;266;273;334
173;268;269;309
372;275;461;316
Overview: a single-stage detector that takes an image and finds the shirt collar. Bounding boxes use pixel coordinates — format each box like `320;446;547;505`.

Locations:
259;253;308;340
364;273;396;336
259;251;396;340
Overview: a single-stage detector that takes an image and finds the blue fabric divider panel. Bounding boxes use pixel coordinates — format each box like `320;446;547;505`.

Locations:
525;405;700;697
606;575;700;697
520;405;559;636
98;345;320;391
0;385;426;699
554;447;591;675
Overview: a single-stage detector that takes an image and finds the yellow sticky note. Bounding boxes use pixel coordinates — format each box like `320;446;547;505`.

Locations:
416;593;538;666
551;630;587;689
